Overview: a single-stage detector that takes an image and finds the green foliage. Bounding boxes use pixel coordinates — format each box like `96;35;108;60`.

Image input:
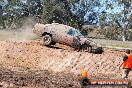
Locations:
0;0;132;41
81;25;95;36
126;30;132;41
0;0;83;29
0;0;43;29
40;0;83;29
96;26;132;41
97;26;121;40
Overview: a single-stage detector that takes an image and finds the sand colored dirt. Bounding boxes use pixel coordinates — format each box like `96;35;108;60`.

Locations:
0;40;132;87
0;40;131;78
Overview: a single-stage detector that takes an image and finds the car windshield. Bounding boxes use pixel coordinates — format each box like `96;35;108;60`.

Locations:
67;28;84;37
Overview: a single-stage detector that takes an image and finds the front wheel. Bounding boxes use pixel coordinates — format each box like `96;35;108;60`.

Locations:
42;34;52;46
80;44;92;53
94;47;103;54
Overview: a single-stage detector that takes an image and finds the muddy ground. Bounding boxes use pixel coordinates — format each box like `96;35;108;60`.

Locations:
0;66;80;88
0;40;132;88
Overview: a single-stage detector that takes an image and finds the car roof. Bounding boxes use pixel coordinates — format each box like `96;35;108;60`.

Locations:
44;23;73;33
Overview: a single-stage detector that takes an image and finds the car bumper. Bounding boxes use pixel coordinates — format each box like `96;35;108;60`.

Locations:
92;47;104;54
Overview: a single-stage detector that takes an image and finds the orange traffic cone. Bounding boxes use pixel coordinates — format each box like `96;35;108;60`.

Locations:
81;67;89;77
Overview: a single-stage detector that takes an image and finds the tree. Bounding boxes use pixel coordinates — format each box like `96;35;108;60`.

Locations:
0;0;6;29
116;0;132;41
0;0;43;29
71;0;100;25
40;0;83;29
0;0;131;41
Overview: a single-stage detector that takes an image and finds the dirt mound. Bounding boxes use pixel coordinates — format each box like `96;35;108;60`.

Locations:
0;40;132;80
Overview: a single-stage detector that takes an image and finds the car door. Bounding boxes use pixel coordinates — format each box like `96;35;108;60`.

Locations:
63;29;75;46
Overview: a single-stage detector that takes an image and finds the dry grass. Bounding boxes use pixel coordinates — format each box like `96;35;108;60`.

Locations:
91;38;132;49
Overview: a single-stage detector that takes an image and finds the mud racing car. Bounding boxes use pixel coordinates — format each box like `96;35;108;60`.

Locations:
33;23;103;54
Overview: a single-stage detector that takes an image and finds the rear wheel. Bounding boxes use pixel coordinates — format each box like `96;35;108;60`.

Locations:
80;44;92;53
42;34;52;46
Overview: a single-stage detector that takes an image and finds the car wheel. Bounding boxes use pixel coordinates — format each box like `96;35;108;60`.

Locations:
42;34;52;46
94;47;103;54
80;44;92;53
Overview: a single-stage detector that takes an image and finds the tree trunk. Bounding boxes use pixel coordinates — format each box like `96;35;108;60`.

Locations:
122;23;126;41
122;34;126;42
115;20;126;41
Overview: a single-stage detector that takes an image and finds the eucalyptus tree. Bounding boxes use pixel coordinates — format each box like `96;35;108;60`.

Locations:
40;0;83;28
115;0;132;41
1;0;42;29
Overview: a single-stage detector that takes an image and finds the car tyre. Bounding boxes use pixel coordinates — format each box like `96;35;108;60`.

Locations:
94;47;103;54
80;44;92;53
42;34;52;46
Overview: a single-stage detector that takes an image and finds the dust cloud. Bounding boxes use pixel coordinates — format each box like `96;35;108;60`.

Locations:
0;17;38;41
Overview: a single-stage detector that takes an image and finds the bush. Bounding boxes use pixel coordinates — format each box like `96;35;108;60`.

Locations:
81;25;95;35
97;26;120;40
125;30;132;41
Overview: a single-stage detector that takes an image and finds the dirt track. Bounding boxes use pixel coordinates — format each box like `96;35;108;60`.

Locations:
0;67;80;88
0;40;132;87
